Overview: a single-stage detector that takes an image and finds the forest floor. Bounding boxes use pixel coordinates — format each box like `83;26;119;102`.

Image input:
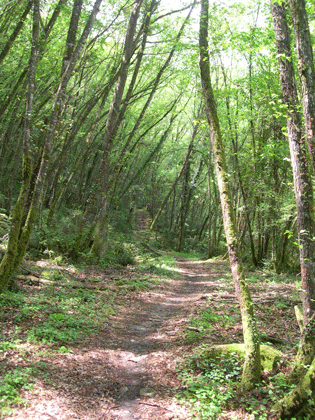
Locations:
0;252;302;420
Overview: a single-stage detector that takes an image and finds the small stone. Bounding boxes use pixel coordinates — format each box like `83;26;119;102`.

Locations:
120;386;128;395
140;387;156;397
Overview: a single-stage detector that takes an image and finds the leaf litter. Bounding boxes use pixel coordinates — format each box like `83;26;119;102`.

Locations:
0;257;301;419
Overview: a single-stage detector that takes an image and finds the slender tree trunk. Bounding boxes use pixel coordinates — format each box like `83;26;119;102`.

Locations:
110;0;197;188
91;0;143;258
199;0;260;390
177;154;191;252
62;0;83;75
288;0;315;172
271;2;315;416
271;0;315;326
207;149;213;257
0;0;103;292
0;0;40;291
149;124;197;233
120;116;178;198
0;0;33;64
220;61;258;266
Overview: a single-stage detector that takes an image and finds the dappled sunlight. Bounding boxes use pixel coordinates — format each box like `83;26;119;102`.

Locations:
1;255;302;419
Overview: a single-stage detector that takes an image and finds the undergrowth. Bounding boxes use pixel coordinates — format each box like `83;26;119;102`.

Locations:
177;349;241;419
0;251;175;415
176;345;304;420
0;367;35;416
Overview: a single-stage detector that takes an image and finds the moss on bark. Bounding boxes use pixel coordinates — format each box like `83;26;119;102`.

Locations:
0;153;32;293
205;343;283;373
271;357;315;418
289;313;315;383
199;0;260;390
91;207;108;259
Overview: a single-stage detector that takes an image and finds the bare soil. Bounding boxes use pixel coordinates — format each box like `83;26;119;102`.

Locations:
2;256;300;420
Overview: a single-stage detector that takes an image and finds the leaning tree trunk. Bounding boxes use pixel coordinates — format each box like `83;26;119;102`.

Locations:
0;0;33;65
199;0;260;391
0;0;103;292
271;1;315;416
91;0;143;258
0;0;40;292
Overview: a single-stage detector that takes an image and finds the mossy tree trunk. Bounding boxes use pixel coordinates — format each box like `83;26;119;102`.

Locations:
0;0;102;292
271;0;315;329
289;0;315;173
220;61;258;267
91;0;143;258
199;0;261;391
271;1;315;416
0;0;40;292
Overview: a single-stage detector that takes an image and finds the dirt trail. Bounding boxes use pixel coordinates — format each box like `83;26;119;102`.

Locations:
7;259;230;420
101;260;224;420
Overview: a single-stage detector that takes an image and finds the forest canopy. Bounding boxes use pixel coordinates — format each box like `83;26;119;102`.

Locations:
0;0;300;271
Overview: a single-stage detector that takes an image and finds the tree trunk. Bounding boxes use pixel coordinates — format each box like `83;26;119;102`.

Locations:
199;0;261;391
271;0;315;326
0;0;40;292
270;1;315;414
149;126;196;233
288;0;315;172
0;0;33;65
91;0;143;258
0;0;103;292
220;60;258;267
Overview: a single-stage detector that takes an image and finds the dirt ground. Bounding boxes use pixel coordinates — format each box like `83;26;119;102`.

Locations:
2;255;300;420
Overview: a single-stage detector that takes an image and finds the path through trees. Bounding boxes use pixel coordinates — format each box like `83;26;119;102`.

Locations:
3;256;300;419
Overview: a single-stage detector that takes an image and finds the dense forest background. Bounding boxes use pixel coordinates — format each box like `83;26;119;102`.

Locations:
0;0;303;273
3;0;315;418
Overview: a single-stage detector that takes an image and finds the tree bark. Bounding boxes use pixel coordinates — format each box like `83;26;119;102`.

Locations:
220;60;258;266
199;0;261;391
288;0;315;172
270;1;315;414
149;127;196;233
0;0;33;65
91;0;143;258
0;0;40;291
271;0;315;326
0;0;103;292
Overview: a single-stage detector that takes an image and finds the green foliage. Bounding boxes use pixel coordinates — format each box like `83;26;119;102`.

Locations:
177;348;241;419
178;346;299;419
0;212;10;237
185;305;238;343
57;346;73;354
28;209;84;258
27;312;85;344
1;284;115;345
0;367;34;415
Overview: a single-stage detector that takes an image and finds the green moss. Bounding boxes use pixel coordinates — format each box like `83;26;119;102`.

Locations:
204;343;283;373
271;357;315;417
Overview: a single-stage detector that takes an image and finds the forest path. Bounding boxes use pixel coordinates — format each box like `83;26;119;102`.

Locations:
6;257;231;420
91;258;229;420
